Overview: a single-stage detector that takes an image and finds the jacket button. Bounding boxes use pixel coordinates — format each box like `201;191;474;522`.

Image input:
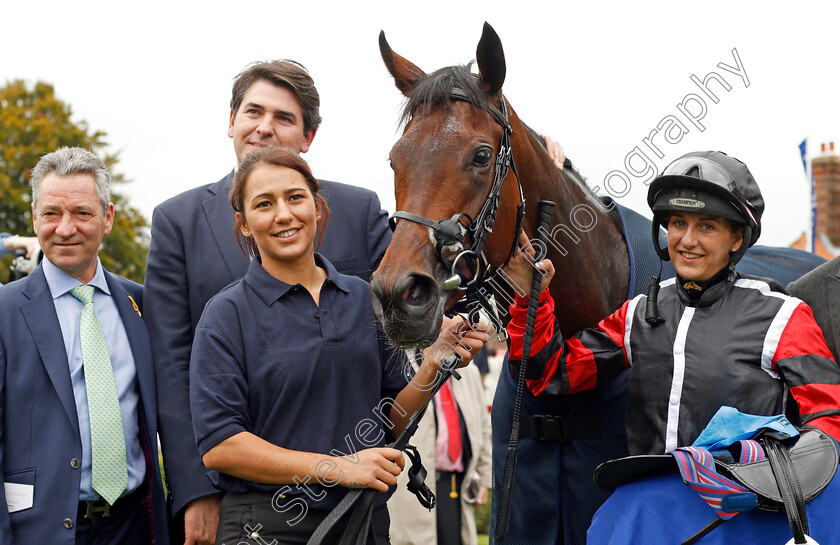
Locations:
64;518;74;529
70;458;80;469
314;312;320;319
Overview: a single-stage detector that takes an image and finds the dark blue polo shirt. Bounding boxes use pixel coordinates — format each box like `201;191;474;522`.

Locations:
190;254;410;511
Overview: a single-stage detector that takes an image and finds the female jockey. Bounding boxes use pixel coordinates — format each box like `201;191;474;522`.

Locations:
503;150;840;544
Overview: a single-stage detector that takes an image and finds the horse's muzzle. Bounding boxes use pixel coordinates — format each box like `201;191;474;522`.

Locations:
370;272;443;347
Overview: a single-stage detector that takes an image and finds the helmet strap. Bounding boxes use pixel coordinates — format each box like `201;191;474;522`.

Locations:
645;259;665;326
651;216;671;262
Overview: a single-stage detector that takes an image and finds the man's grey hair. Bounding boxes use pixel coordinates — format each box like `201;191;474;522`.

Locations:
30;147;111;212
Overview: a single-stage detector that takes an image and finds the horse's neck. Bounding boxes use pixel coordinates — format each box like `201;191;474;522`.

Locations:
513;125;631;334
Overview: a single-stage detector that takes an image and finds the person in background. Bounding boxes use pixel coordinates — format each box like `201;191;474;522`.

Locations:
0;233;39;258
788;255;840;360
388;361;491;545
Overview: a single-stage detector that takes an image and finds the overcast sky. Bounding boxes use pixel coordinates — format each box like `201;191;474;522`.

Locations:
4;1;840;247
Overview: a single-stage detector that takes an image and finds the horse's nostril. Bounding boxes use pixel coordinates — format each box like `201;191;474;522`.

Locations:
404;277;428;306
395;274;437;313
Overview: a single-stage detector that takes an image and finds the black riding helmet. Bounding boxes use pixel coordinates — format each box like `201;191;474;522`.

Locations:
647;150;764;267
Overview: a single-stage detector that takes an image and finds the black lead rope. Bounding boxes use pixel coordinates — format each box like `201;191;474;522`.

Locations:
494;200;556;542
306;354;463;545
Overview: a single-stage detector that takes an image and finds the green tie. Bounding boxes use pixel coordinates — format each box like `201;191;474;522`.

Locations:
70;285;128;505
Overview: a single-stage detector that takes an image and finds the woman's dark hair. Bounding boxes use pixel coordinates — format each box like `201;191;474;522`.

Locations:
230;147;330;260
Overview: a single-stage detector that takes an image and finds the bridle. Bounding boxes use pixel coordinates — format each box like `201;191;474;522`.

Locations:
389;87;527;330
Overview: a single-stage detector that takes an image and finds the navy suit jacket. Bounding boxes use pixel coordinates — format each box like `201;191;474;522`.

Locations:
0;266;169;545
144;172;391;514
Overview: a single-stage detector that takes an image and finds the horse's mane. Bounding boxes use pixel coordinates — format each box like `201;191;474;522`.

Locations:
561;160;606;210
399;63;491;126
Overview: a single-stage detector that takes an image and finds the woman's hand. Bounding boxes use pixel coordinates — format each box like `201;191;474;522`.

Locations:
543;136;565;171
424;316;489;373
503;232;555;297
335;447;405;492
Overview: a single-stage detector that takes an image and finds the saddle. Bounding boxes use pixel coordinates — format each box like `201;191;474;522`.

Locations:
594;429;838;545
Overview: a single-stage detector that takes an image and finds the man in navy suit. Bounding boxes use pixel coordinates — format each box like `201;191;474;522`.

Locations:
0;147;168;544
144;60;392;545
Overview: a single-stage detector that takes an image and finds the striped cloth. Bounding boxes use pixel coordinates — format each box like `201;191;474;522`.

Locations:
672;440;765;519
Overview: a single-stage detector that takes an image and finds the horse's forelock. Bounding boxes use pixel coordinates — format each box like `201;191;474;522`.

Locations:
399;63;492;126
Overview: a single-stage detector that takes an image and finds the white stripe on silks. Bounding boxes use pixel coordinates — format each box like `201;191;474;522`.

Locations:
733;277;787;300
624;294;642;367
759;297;800;379
665;306;695;453
734;278;799;379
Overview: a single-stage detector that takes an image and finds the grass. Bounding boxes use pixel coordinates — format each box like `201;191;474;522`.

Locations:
478;534;489;545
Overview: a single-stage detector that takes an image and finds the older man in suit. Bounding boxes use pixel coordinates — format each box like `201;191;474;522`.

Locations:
143;60;392;545
0;147;168;544
788;255;840;359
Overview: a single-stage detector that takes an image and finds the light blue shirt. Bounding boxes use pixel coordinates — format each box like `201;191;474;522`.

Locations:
43;257;145;501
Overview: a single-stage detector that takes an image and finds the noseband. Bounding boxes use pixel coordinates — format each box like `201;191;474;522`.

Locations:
389;87;527;299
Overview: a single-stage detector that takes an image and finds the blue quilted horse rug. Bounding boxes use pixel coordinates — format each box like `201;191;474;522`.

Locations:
489;200;827;545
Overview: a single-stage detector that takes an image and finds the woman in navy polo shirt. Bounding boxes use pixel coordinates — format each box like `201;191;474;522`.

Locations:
189;147;486;544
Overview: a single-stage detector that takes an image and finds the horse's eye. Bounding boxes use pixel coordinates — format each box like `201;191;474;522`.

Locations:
472;148;493;167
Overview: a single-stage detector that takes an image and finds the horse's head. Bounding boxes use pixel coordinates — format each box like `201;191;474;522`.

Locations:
371;23;523;348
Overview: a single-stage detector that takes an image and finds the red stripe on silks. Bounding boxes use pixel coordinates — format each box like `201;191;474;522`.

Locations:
774;304;836;364
807;416;840;442
564;337;598;394
790;382;840;441
527;349;562;397
596;300;630;352
507;289;555;361
791;383;840;418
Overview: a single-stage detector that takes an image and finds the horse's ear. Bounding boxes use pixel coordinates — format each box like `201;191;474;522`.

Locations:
379;30;426;97
476;22;506;96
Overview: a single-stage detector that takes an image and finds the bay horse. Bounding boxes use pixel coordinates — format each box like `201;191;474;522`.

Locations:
370;25;629;348
371;22;634;544
371;23;825;545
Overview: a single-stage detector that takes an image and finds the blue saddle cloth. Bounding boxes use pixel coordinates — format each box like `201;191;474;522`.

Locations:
588;464;840;545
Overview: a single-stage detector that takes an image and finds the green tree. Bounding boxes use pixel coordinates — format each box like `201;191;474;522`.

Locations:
0;80;148;282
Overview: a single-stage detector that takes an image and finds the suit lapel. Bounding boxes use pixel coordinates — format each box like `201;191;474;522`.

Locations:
19;268;80;438
105;272;156;424
825;263;840;359
202;172;248;281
